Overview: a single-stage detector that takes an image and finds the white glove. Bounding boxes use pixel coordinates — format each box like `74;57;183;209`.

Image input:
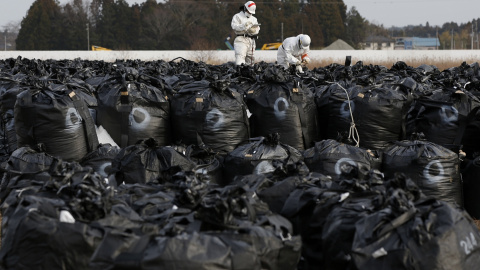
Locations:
244;21;253;30
295;60;302;66
302;57;311;64
247;25;259;35
296;65;304;73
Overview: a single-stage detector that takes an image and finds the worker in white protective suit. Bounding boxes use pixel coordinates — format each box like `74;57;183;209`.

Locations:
277;34;311;73
231;1;260;65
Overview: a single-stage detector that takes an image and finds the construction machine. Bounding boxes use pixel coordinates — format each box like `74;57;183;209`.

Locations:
91;45;112;51
261;43;282;50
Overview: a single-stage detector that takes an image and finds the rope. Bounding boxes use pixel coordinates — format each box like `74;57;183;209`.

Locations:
327;82;360;147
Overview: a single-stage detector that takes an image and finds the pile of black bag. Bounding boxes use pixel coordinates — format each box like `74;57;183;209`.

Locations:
0;56;480;269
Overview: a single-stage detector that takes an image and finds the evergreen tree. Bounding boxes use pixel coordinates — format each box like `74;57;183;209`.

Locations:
257;1;285;45
114;0;134;49
16;0;479;51
16;0;62;50
345;6;366;49
317;0;346;45
59;0;90;50
96;0;117;49
129;4;142;50
201;0;234;50
302;2;325;48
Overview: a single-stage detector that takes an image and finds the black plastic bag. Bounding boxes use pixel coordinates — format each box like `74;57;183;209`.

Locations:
80;143;121;179
303;139;381;180
352;198;480;270
0;195;103;270
170;78;250;155
382;140;462;207
183;143;224;185
353;83;413;151
96;68;171;148
406;88;480;153
110;138;195;185
314;82;363;142
0;144;57;203
15;81;99;161
222;134;304;185
246;67;319;150
461;156;480;219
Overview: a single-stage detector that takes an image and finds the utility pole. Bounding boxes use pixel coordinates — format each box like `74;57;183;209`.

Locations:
451;29;454;50
3;30;7;51
476;20;479;49
86;23;90;51
472;23;474;50
281;23;283;42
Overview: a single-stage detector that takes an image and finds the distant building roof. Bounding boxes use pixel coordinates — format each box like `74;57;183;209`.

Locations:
323;39;355;50
396;37;440;49
411;37;440;47
365;36;394;43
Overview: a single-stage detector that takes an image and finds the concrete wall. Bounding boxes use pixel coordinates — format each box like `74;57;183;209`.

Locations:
2;50;480;65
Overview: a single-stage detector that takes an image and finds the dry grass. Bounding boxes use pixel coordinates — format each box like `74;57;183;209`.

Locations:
306;59;474;71
474;219;480;231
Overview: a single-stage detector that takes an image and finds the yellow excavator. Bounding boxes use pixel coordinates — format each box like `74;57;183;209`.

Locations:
261;43;282;50
91;45;112;51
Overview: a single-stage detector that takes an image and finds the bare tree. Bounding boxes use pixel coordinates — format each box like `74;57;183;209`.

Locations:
1;21;21;50
142;7;178;48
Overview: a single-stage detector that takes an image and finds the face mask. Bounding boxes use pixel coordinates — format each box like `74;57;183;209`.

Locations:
244;7;251;17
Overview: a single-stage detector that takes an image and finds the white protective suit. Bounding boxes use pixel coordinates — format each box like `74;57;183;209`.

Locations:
277;34;311;72
231;9;260;65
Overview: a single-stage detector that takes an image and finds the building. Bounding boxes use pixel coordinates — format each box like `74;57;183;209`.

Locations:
394;37;440;50
362;36;395;50
362;36;440;50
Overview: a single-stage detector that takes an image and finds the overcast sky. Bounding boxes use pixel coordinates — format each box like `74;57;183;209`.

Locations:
343;0;480;28
2;0;480;29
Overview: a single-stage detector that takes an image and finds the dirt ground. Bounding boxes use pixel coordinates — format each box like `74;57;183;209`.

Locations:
474;219;480;231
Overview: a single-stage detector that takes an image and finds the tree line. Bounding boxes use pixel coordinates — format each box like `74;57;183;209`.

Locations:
8;0;480;51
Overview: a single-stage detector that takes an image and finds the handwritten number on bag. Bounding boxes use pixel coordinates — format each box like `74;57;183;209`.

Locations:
460;232;478;255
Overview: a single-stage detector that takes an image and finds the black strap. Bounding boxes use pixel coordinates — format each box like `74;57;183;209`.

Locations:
237;34;258;39
112;235;151;268
194;94;203;112
378;208;416;238
232;91;251;139
119;79;132;148
290;81;311;149
394;141;427;161
454;104;480;147
400;93;413;140
20;90;38;146
68;91;99;152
